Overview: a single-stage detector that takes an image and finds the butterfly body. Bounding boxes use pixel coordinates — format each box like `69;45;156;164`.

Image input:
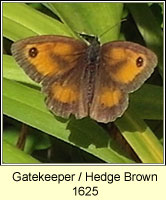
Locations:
11;35;157;123
82;38;100;107
86;37;100;63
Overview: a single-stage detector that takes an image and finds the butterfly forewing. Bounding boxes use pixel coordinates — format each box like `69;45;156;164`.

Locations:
11;35;87;83
101;41;158;92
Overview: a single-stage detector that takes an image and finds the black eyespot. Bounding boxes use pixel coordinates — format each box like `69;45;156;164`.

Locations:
29;47;38;58
136;56;144;67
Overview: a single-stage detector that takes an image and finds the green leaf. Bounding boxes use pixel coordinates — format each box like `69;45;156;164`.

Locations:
3;126;51;154
127;3;163;77
115;110;163;163
130;84;163;120
3;140;41;163
3;3;73;41
45;3;124;42
3;55;39;86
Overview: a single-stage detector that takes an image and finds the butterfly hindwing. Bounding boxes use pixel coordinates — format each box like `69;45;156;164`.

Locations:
90;64;128;123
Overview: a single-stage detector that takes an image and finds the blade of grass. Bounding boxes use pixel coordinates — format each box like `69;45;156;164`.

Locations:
3;16;36;41
130;84;163;120
3;55;39;86
3;3;74;41
45;3;124;43
3;140;41;164
3;127;51;154
115;110;163;163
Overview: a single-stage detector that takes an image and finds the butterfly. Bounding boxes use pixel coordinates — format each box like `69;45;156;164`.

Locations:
11;34;157;123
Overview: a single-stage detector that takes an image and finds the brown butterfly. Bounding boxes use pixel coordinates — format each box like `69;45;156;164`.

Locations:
11;34;157;123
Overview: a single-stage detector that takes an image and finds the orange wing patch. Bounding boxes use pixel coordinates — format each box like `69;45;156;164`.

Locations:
106;47;147;84
51;84;78;103
100;87;122;107
53;42;74;56
90;85;127;123
25;42;76;77
108;47;127;60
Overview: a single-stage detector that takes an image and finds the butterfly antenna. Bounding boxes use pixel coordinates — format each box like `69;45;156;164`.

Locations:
99;19;127;39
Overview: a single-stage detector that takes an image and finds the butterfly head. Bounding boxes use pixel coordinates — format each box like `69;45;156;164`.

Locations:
79;33;101;64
